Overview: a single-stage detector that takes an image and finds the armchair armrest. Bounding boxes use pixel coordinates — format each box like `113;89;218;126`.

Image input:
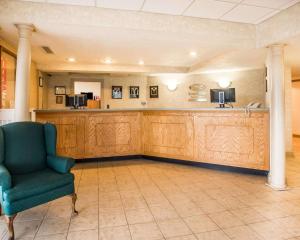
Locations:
0;164;12;191
47;155;75;174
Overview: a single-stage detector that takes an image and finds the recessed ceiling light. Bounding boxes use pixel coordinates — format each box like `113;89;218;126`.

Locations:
190;51;197;57
67;57;76;62
104;58;112;64
139;60;144;65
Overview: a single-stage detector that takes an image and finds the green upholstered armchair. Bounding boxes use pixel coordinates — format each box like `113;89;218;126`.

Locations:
0;122;78;240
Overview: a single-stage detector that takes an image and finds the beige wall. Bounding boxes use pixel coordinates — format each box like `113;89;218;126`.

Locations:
0;38;39;109
147;69;266;108
42;69;266;109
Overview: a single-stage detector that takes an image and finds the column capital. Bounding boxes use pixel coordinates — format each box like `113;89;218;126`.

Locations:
15;24;35;38
268;43;286;55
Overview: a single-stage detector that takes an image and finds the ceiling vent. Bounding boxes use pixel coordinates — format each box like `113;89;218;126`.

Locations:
41;46;54;54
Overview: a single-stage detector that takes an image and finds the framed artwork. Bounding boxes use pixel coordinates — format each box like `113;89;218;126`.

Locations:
56;95;63;104
55;86;66;95
0;46;17;109
129;86;139;98
112;86;122;99
150;85;159;98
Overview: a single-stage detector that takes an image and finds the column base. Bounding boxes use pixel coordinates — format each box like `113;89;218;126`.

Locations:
265;182;288;191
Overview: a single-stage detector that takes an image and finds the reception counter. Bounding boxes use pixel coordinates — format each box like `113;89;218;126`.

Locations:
35;108;269;171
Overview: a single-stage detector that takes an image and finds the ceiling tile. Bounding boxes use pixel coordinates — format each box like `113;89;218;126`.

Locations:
46;0;95;6
183;0;236;19
142;0;194;15
221;4;275;23
242;0;295;9
96;0;144;11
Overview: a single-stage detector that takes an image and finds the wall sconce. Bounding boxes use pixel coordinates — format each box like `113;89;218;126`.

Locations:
218;79;231;88
167;82;178;91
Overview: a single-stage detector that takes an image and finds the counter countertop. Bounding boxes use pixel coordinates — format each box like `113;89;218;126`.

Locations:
34;107;269;113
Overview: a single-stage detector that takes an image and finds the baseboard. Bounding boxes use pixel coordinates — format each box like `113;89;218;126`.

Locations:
142;155;269;176
75;154;268;176
75;155;143;162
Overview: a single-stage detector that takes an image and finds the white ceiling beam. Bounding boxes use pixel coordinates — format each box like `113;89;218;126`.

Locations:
36;62;189;74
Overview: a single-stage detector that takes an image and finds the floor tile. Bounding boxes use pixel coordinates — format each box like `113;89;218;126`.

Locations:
99;225;131;240
183;215;219;234
157;218;192;238
195;230;230;240
223;225;263;240
67;229;98;240
37;217;69;236
129;222;163;240
208;211;244;229
125;208;154;224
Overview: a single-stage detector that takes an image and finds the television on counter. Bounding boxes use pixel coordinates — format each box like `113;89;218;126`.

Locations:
66;94;87;108
210;88;235;107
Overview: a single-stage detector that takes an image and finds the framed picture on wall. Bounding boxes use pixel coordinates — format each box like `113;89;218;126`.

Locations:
112;86;122;99
56;96;63;104
150;85;159;98
55;86;66;95
0;46;17;109
129;86;139;98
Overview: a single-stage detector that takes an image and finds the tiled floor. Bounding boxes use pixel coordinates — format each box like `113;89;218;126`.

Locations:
2;140;300;240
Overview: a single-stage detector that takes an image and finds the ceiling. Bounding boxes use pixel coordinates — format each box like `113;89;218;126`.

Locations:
0;0;300;77
19;0;299;24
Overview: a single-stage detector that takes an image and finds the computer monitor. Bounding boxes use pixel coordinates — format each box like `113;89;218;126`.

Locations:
65;94;87;108
81;92;93;100
65;95;75;107
76;94;87;107
210;88;236;106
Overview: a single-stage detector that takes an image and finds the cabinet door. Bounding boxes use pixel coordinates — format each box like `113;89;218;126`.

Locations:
143;111;194;160
193;112;269;170
85;112;142;158
36;114;86;159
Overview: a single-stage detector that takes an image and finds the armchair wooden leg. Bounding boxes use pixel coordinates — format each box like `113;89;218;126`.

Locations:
5;214;16;240
71;193;78;216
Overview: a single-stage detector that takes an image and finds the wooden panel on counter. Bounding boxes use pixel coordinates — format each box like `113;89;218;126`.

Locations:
85;112;142;158
193;111;269;170
143;111;194;160
36;113;86;159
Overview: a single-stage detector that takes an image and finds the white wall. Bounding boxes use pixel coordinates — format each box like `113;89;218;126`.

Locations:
74;81;101;98
292;81;300;135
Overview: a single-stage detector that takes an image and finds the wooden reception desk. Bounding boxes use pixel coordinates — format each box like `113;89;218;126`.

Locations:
35;108;269;171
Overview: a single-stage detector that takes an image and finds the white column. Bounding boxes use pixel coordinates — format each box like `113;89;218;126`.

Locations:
14;24;34;122
268;44;286;190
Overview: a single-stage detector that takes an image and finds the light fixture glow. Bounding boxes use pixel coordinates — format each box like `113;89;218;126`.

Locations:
104;58;112;64
167;82;178;91
189;51;197;57
218;79;231;89
67;57;76;62
139;60;144;65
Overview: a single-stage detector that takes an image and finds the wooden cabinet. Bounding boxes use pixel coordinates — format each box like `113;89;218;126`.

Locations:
36;109;269;170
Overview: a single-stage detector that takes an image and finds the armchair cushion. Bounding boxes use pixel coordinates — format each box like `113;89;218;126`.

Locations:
2;122;47;174
0;164;11;192
3;168;74;202
47;155;75;174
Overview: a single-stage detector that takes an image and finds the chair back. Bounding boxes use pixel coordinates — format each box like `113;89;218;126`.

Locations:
0;122;47;174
